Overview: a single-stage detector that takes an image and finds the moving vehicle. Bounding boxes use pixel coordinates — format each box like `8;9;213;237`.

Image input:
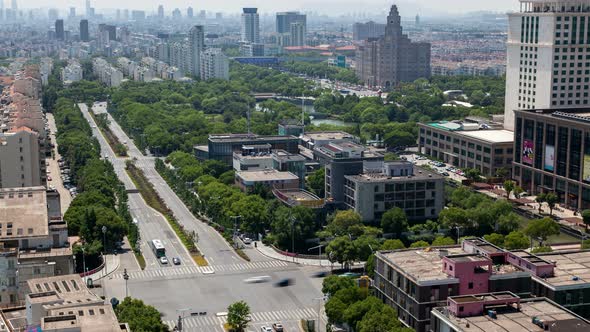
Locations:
150;239;166;258
275;278;293;287
173;257;181;265
339;272;361;278
243;237;252;245
244;276;271;283
272;323;284;331
160;256;169;264
312;271;329;278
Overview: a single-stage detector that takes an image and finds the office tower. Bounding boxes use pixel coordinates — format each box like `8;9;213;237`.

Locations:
11;0;15;10
80;19;89;42
276;11;306;34
187;7;193;18
123;9;128;20
290;22;306;46
415;14;420;25
352;21;386;41
504;0;590;131
131;10;145;20
116;9;120;21
172;8;181;19
215;12;222;20
69;7;75;18
200;48;229;80
188;25;205;76
48;8;58;20
241;8;260;43
355;5;430;89
55;19;64;40
199;10;206;20
157;5;164;18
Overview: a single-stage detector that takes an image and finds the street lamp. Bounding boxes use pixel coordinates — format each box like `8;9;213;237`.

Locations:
82;245;86;283
308;243;325;267
102;226;107;277
230;215;242;249
123;268;129;298
290;216;297;262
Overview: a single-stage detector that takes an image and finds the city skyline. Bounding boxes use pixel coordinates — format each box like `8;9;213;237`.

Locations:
10;0;519;15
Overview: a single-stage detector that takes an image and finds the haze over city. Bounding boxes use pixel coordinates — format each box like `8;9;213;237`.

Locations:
12;0;519;15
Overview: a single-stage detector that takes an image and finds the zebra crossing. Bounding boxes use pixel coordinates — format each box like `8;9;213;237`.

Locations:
112;260;290;279
164;307;318;331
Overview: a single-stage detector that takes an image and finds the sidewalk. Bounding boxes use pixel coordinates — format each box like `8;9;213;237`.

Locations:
84;254;121;281
255;241;364;268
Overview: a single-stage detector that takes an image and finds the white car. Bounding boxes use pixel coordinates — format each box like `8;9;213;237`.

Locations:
244;276;271;284
261;327;272;332
243;237;252;245
160;256;169;264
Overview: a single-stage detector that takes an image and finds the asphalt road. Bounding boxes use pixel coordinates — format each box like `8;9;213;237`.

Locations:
78;103;193;270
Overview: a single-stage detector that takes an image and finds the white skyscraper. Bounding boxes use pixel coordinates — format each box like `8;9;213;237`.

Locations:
241;8;260;43
200;48;229;80
290;22;306;46
11;0;16;10
504;0;590;131
188;25;205;76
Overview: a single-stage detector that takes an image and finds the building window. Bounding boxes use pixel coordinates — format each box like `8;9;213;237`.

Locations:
468;282;473;289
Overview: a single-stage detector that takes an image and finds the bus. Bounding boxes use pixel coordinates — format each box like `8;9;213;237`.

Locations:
150;239;166;258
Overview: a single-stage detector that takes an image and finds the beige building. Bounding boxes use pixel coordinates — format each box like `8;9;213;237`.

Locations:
0;274;129;331
0;186;73;307
0;129;45;188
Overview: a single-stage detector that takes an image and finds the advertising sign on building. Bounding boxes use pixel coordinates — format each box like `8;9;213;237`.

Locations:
544;145;554;171
583;153;590;183
522;139;534;165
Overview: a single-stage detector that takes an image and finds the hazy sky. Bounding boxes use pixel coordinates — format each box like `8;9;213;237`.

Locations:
13;0;519;15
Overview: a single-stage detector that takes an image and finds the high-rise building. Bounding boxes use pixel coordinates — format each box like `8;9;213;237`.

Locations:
187;7;193;18
355;5;430;89
352;21;386;41
188;25;205;76
85;0;90;14
172;8;181;19
200;48;229;80
80;19;89;42
290;22;306;46
116;9;120;21
241;8;260;43
157;5;164;18
69;7;75;18
415;14;420;25
276;11;306;34
131;10;145;20
55;19;64;40
11;0;16;11
504;0;590;131
199;10;206;20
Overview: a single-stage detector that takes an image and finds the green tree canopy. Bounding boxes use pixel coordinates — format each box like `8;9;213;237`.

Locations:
227;301;250;332
380;207;409;236
114;297;168;332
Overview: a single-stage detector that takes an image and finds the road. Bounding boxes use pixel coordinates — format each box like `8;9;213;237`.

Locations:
78;103;193;270
81;102;328;331
46;113;72;213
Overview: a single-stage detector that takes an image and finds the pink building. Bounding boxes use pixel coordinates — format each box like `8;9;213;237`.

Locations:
442;254;492;295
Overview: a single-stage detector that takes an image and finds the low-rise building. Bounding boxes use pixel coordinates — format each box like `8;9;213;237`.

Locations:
232;144;274;171
374;238;590;332
235;169;299;192
418;121;514;177
431;292;590;332
344;161;445;221
0;274;129;331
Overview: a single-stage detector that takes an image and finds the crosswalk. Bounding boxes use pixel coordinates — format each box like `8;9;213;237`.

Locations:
112;260;290;279
164;307;318;331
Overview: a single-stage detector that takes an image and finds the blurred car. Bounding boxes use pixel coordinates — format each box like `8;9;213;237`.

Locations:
173;257;181;265
312;271;329;278
339;272;361;278
442;172;450;177
275;278;293;287
244;276;271;284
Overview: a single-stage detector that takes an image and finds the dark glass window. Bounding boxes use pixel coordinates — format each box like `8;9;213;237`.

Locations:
515;117;523;163
557;127;569;176
545;124;556;172
569;129;582;181
535;121;544;169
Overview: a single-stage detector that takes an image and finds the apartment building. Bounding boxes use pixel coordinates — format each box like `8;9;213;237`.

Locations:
431;292;590;332
61;60;83;85
374;238;590;332
344;161;445;222
92;58;123;87
418;121;514;178
200;48;229;80
504;0;590;131
0;186;73;307
512;107;590;210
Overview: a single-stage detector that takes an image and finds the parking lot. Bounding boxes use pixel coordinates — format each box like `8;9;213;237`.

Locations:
403;154;467;183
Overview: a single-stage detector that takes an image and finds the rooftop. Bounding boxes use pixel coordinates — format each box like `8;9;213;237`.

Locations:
345;166;444;183
535;250;590;289
301;131;356;142
0;186;48;239
459;130;515;144
434;297;590;332
209;134;298;143
236;169;299;182
44;305;127;332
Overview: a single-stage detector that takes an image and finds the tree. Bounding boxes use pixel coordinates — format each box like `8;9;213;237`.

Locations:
381;239;405;250
536;193;547;214
306;167;325;197
410;240;430;248
483;233;505;247
495;167;509;179
464;168;482;181
322;275;355;296
504;180;515;200
227;301;250;332
438;207;471;230
582;239;590;249
114;297;168;332
524;217;560;246
513;186;524;199
356;304;410;332
497;212;521;234
531;246;553;253
380;207;409;236
583;210;590;231
325;210;363;237
326;236;357;267
354;235;381;261
503;231;530;250
431;236;456;246
343;296;383;330
545;192;559;215
271;205;317;252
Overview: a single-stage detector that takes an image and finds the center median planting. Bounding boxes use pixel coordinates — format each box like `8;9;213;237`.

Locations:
125;161;208;266
89;109;128;157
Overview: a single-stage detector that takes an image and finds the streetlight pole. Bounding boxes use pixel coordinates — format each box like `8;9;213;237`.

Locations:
308;243;325;267
82;245;86;283
291;216;297;262
102;226;107;277
123;268;129;298
230;215;242;249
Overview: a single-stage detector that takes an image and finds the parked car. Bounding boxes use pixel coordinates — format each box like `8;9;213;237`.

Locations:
243;238;252;245
160;256;169;264
261;327;272;332
272;323;284;332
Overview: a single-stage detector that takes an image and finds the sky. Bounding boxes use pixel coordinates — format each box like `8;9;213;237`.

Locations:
12;0;519;16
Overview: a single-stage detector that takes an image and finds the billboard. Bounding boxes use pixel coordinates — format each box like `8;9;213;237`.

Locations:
522;139;534;165
544;145;554;171
583;154;590;183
